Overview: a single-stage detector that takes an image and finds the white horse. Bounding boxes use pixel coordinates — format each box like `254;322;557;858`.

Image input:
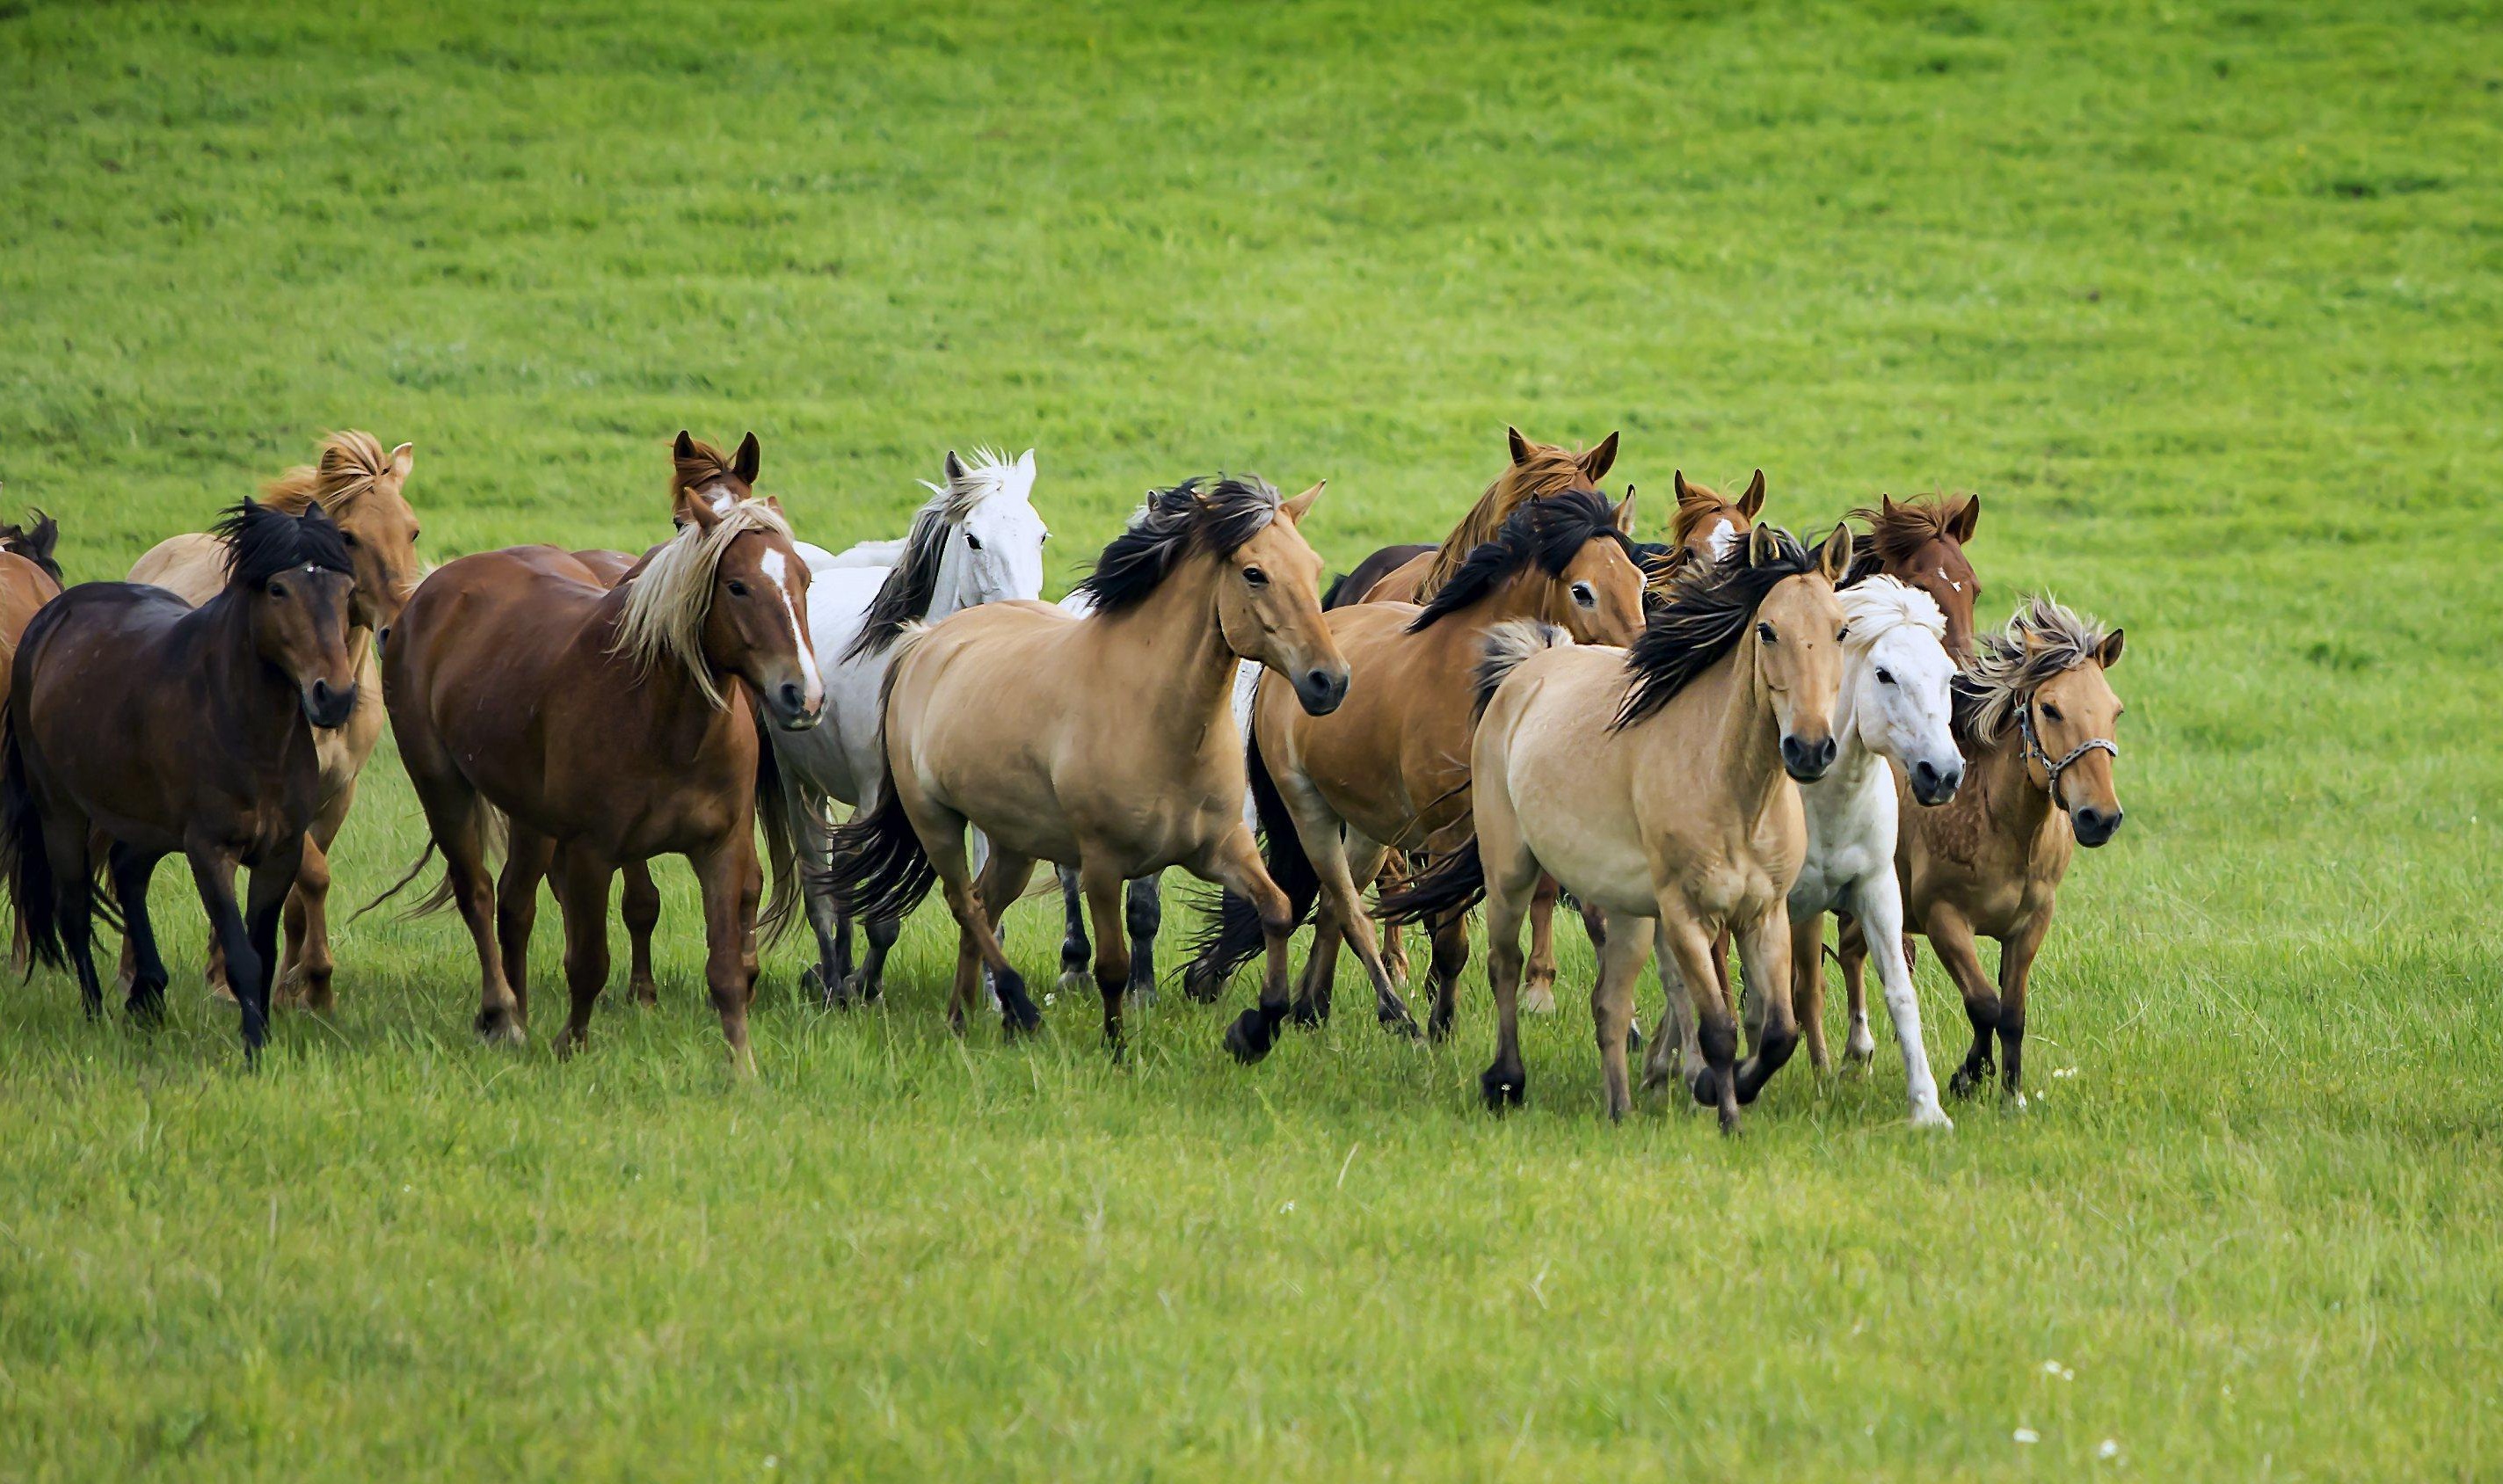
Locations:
772;447;1049;1003
1642;575;1966;1126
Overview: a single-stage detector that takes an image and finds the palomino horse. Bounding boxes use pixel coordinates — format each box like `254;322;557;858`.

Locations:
1842;596;2126;1108
378;433;821;1070
0;511;67;971
1641;576;1967;1126
1385;524;1854;1130
2;501;360;1058
1183;487;1648;1037
124;432;424;1009
829;476;1350;1060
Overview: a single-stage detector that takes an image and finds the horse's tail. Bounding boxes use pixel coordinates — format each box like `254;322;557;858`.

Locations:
1474;620;1570;721
1377;838;1486;926
825;648;937;923
0;712;63;971
355;794;508;921
752;716;803;949
1185;721;1318;989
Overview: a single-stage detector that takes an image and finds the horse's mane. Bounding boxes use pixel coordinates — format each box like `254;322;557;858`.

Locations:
847;448;1037;662
1837;575;1946;656
1845;493;1975;584
0;506;61;586
211;498;353;587
609;498;794;709
1613;528;1819;730
262;431;403;517
1408;488;1632;632
1072;475;1281;615
1415;444;1598;602
1951;595;2111;746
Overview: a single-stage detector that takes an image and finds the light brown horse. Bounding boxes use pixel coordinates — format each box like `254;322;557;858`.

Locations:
1185;487;1648;1038
124;432;423;1009
829;476;1349;1061
1385;524;1855;1130
0;511;66;972
1642;469;1765;595
1347;426;1620;606
1841;596;2125;1107
377;433;820;1070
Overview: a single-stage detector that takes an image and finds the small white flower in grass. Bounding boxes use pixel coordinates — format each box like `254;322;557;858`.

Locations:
2054;1066;2079;1080
1044;993;1057;1007
763;1457;778;1470
1279;1199;1295;1214
2042;1359;2075;1380
2099;1439;2121;1459
2013;1427;2040;1445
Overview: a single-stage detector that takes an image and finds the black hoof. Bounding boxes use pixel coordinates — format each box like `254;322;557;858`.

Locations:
1481;1064;1525;1111
1124;972;1158;1008
1948;1062;1993;1100
1224;1009;1277;1064
1427;1011;1454;1044
1182;963;1228;1005
1289;995;1326;1029
842;971;880;1007
1717;1104;1743;1135
1379;1008;1422;1040
1690;1066;1722;1109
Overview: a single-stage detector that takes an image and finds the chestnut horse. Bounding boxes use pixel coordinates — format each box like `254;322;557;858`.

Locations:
1185;487;1648;1037
1386;525;1855;1130
2;501;359;1058
829;476;1349;1061
1845;493;1983;662
124;432;425;1009
377;433;820;1070
0;511;67;971
1842;596;2126;1107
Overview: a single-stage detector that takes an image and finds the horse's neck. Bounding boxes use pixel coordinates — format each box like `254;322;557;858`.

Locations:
190;593;309;747
1974;727;2056;843
920;538;978;624
1706;629;1788;811
586;585;740;734
1088;560;1239;734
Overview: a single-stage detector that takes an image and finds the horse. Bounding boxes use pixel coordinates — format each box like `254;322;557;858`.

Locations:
1183;487;1648;1038
0;510;67;971
1845;493;1983;661
1841;595;2126;1108
1383;523;1854;1131
2;500;360;1058
122;432;424;1010
1642;469;1764;590
376;432;821;1071
827;475;1349;1061
1639;576;1966;1126
1344;426;1619;606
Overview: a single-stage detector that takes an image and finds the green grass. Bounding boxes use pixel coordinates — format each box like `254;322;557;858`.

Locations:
4;0;2501;1477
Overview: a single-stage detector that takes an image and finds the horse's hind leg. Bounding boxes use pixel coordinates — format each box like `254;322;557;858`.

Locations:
850;912;899;1007
554;850;614;1058
46;823;103;1019
107;843;169;1026
1123;874;1161;1007
496;827;557;1032
620;861;662;1006
1056;865;1090;997
1521;875;1562;1015
1310;825;1414;1037
969;847;1040;1037
1076;858;1133;1055
1476;840;1544;1109
1640;920;1700;1096
1198;827;1299;1066
1590;908;1652;1122
1835;912;1877;1066
280;778;354;1012
789;803;852;1009
426;784;523;1044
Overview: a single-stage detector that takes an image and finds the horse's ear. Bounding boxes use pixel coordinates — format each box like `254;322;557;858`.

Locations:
1746;523;1780;568
1817;521;1853;582
1948;493;1982;544
1507;426;1533;466
1672;469;1694;503
388;442;414;481
1019;447;1036;475
1739;469;1767;519
673;430;698;462
1580;431;1620;481
732;432;761;487
2097;627;2124;669
1612;485;1638;532
1280;480;1326;523
944;449;968;484
680;484;721;532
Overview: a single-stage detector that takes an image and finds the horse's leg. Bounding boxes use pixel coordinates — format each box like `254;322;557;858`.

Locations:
107;843;168;1027
850;912;899;1007
1056;864;1090;998
620;861;662;1007
1731;905;1800;1107
691;835;763;1075
1302;822;1410;1036
1640;919;1703;1096
47;824;103;1020
920;815;1034;1035
1476;840;1545;1109
1590;907;1653;1122
1373;855;1412;987
1992;905;2056;1110
496;826;557;1035
1076;857;1132;1056
183;843;266;1057
1197;828;1297;1066
789;801;851;1009
1925;904;2000;1100
1657;911;1742;1132
280;776;354;1013
1834;911;1878;1066
1521;874;1561;1015
1792;906;1831;1071
554;850;615;1058
1425;907;1471;1045
1123;873;1161;1007
238;843;297;1060
972;847;1040;1037
1850;876;1949;1127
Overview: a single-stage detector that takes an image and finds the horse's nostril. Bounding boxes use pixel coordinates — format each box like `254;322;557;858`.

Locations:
1914;760;1938;785
779;683;804;710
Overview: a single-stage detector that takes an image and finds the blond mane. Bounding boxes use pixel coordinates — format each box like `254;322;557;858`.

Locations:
1416;443;1602;601
610;498;794;709
262;431;404;516
1952;595;2112;746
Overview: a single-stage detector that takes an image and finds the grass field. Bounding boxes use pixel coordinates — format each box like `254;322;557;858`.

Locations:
4;0;2501;1477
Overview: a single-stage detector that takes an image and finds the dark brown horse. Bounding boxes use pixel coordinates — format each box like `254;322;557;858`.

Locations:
377;433;821;1071
2;501;359;1058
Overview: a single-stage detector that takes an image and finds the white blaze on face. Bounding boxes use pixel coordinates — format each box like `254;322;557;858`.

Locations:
1707;519;1737;560
757;548;824;709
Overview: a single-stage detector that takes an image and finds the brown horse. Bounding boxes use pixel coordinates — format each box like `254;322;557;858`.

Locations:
0;511;66;971
124;432;424;1009
2;501;360;1058
377;433;820;1070
1845;493;1983;661
1841;596;2125;1107
1185;487;1647;1037
1385;525;1856;1129
830;476;1349;1061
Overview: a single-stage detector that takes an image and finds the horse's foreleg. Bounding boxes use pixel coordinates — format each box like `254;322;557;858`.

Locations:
239;844;297;1061
1199;828;1297;1066
496;827;556;1033
107;843;167;1026
1641;920;1702;1096
620;861;661;1006
1924;905;2000;1101
1851;877;1949;1127
1992;906;2056;1109
692;835;762;1076
1306;824;1412;1037
1522;875;1561;1014
790;803;851;1009
1792;906;1830;1071
1426;908;1470;1044
1590;908;1653;1122
555;851;615;1058
1076;858;1132;1056
1658;912;1742;1132
280;777;354;1013
1123;874;1161;1006
184;843;263;1056
1731;904;1800;1108
1056;864;1090;997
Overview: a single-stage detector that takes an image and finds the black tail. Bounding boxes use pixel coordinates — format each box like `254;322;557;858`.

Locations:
826;782;936;924
0;715;63;971
1186;724;1319;986
752;716;802;949
1376;839;1486;926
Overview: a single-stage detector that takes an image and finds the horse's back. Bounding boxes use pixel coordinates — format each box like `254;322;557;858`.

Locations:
127;531;225;607
1358;552;1432;605
388;547;611;717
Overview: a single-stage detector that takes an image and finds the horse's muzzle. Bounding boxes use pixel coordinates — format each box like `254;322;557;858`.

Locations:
1909;757;1964;806
1780;733;1837;782
303;680;358;730
770;681;824;732
2071;804;2124;847
1293;666;1350;717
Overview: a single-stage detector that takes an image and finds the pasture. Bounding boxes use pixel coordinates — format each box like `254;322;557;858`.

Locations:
3;0;2499;1477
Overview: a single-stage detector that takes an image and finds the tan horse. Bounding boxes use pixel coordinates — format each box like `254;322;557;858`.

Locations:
377;433;820;1070
829;476;1349;1061
1841;596;2125;1107
1184;487;1648;1038
124;432;422;1009
1385;524;1855;1130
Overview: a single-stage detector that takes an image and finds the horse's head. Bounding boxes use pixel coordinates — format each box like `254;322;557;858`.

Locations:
680;479;824;733
1838;578;1961;804
1219;481;1350;716
1856;494;1982;663
1670;469;1764;565
935;447;1049;607
1749;522;1855;782
1548;489;1647;646
330;440;421;637
2027;629;2126;845
672;429;765;524
215;500;360;730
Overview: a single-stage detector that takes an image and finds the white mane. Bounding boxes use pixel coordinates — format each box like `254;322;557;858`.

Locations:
1837;575;1946;655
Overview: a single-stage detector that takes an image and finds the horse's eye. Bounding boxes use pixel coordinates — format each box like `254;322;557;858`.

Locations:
1243;567;1269;588
1571;582;1595;607
726;579;751;597
1837;627;1849;643
1876;667;1895;686
340;533;360;549
966;534;984;551
2041;702;2063;723
1756;621;1776;643
267;580;288;599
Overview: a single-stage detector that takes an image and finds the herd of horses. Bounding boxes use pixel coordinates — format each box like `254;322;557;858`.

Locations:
0;424;2127;1129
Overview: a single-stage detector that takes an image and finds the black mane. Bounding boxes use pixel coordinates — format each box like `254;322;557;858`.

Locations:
1612;527;1818;730
0;510;61;585
844;505;950;662
210;498;352;587
1072;476;1282;615
1407;488;1632;632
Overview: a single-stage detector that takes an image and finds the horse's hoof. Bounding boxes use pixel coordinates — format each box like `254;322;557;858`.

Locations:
798;963;823;1000
1058;967;1089;998
1426;1012;1454;1044
1480;1065;1524;1111
1689;1066;1721;1109
475;1013;525;1047
1124;976;1158;1009
1182;964;1228;1005
1223;1010;1277;1065
1379;1008;1422;1041
1910;1103;1955;1131
841;971;880;1007
1288;996;1328;1030
1519;979;1558;1015
1717;1104;1743;1136
1948;1064;1991;1100
126;995;166;1029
